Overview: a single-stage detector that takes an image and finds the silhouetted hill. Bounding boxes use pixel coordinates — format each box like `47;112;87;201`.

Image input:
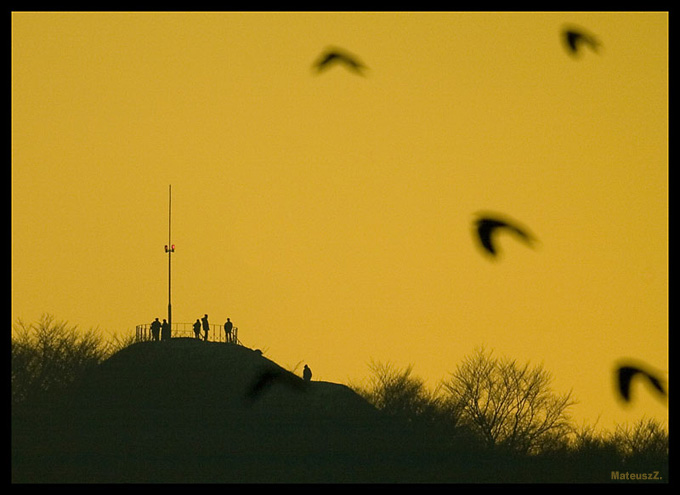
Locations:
13;338;461;483
13;338;668;483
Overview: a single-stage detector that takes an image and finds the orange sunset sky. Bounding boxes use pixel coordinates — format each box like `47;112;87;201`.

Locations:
12;11;668;430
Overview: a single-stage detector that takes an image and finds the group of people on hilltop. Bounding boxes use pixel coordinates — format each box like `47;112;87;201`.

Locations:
148;315;312;382
149;318;171;341
149;314;235;343
191;314;234;343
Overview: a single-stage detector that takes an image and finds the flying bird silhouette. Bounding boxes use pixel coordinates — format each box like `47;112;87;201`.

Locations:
312;47;367;75
616;365;667;403
245;367;307;401
562;26;601;57
474;214;536;257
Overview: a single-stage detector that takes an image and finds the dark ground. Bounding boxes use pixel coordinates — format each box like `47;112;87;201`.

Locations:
12;338;668;483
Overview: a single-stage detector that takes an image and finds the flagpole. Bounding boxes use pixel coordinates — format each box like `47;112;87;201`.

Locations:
165;185;174;327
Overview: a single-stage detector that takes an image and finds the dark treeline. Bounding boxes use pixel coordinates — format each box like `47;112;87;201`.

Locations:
12;315;668;483
350;358;668;481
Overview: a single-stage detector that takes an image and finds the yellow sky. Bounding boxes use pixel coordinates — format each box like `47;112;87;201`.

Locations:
12;12;668;430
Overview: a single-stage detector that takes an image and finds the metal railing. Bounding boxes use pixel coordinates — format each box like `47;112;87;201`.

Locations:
135;322;240;345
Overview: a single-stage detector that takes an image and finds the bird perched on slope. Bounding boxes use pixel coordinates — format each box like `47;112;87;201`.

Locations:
473;213;536;258
562;26;601;57
312;47;367;75
616;364;667;403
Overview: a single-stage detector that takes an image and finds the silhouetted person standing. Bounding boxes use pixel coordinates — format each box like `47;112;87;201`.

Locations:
161;319;171;341
201;314;210;341
150;318;161;341
224;318;233;343
193;319;202;339
303;365;312;382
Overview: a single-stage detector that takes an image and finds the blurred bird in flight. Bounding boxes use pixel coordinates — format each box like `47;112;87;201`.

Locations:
474;213;536;258
616;364;667;403
245;367;307;401
312;47;367;75
562;26;601;57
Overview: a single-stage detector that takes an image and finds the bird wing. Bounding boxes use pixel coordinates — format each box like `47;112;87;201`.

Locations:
645;373;667;397
246;370;279;399
617;366;636;401
507;223;533;244
476;219;503;255
617;365;667;402
313;48;366;74
475;216;534;256
246;368;307;400
564;30;582;52
313;52;339;70
563;28;600;55
340;54;365;71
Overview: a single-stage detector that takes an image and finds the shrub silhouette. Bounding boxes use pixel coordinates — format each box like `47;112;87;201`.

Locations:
11;314;110;407
442;347;576;455
353;361;450;424
612;417;669;459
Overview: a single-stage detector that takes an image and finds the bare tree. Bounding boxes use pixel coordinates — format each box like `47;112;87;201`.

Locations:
11;314;109;406
442;347;576;454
